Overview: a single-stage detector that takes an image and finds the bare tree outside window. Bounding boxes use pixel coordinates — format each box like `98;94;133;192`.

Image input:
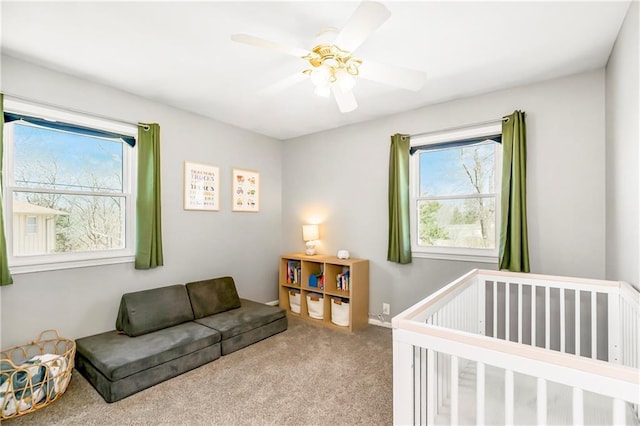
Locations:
416;140;498;250
10;123;126;255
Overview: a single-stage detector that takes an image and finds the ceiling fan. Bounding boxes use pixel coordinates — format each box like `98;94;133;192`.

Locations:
230;1;426;113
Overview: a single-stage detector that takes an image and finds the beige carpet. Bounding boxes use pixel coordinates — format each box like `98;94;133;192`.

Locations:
6;316;393;425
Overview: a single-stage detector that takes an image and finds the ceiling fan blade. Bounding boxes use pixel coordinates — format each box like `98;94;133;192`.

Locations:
333;1;391;52
230;33;310;58
258;73;307;96
331;85;358;113
358;58;426;91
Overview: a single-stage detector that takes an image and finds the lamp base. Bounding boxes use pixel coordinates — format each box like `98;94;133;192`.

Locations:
305;241;316;256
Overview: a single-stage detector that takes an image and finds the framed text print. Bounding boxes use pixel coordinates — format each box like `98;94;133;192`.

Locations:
184;161;220;211
232;168;260;212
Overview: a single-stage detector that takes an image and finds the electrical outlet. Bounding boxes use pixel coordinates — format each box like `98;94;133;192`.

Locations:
382;303;390;315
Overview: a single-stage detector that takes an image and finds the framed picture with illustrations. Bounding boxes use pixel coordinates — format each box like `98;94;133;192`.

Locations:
232;168;259;212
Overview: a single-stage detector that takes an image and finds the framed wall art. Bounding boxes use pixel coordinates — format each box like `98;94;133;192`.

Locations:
232;168;260;212
184;161;220;211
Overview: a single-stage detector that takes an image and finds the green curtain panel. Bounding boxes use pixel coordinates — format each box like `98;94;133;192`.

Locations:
499;111;530;272
0;94;14;285
135;123;164;269
387;133;412;264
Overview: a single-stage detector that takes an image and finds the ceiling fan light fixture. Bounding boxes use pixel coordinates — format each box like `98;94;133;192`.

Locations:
345;58;362;76
309;65;332;87
314;86;331;98
335;68;356;91
303;44;362;98
323;58;340;68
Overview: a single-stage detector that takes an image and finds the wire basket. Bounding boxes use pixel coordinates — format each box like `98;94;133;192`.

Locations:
1;330;75;420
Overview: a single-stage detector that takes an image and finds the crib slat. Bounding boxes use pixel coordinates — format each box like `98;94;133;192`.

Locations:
412;347;420;423
532;285;537;347
575;290;581;357
591;291;597;359
451;355;459;425
506;282;510;341
608;293;620;364
635;310;639;369
505;369;514;424
624;302;629;367
545;286;550;349
620;300;629;365
478;280;486;336
518;284;523;343
476;362;485;425
420;348;427;423
631;305;636;367
560;288;566;353
427;349;435;425
613;398;625;425
444;353;450;416
493;282;498;338
413;347;419;422
537;377;547;425
573;387;584;425
437;352;443;415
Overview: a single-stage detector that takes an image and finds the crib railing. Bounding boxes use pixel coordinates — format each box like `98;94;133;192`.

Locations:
392;269;640;425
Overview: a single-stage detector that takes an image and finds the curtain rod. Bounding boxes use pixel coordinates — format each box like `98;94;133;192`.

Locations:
2;92;150;131
403;116;509;140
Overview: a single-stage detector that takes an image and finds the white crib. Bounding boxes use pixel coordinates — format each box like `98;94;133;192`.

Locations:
392;269;640;425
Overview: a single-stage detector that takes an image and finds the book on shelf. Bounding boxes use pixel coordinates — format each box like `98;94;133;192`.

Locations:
336;270;350;291
286;261;301;284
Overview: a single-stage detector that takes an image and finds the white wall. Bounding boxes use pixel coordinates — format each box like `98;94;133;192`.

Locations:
282;70;606;318
605;1;639;288
0;56;283;347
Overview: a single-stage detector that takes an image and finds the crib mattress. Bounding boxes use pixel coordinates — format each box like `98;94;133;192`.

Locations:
433;362;639;425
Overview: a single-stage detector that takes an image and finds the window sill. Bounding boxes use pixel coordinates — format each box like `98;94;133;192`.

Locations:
411;251;498;264
9;255;135;274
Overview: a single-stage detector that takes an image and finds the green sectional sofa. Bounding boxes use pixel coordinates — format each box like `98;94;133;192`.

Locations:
75;277;287;402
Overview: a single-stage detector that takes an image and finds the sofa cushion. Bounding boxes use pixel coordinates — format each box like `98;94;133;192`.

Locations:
75;322;221;381
75;343;221;403
194;299;286;340
186;276;241;318
218;317;288;356
116;284;194;337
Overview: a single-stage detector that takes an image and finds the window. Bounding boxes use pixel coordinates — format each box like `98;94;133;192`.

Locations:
25;216;37;234
2;99;137;272
409;124;502;262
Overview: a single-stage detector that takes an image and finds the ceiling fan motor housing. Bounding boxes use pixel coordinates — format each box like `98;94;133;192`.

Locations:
304;44;362;77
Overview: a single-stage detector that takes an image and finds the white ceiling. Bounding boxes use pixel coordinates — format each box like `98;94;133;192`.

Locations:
1;1;631;140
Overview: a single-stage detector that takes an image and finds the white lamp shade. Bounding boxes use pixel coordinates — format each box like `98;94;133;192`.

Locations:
302;224;319;241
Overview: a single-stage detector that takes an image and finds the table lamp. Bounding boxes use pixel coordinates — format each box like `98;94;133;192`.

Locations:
302;224;319;256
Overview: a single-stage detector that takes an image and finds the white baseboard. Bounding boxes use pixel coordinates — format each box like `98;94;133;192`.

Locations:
266;300;279;306
368;317;392;328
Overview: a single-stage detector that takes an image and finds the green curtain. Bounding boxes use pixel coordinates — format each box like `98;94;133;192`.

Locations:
387;133;412;264
499;110;530;272
0;94;14;285
135;123;164;269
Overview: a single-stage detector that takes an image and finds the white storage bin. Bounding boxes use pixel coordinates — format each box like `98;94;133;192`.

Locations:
331;298;350;327
289;290;300;314
306;293;324;319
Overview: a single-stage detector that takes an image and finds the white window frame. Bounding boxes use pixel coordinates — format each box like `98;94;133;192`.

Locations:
2;99;137;273
409;123;502;263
